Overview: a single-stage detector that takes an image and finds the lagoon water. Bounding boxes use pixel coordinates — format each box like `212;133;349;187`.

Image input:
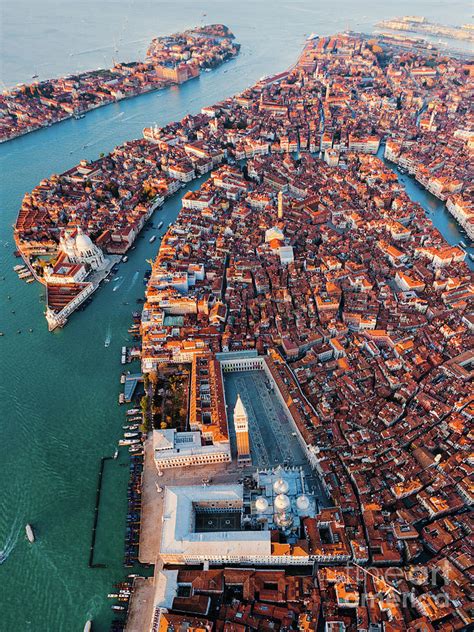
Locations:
0;2;472;630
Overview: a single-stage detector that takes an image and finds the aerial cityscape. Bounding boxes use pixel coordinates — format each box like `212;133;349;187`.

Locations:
0;2;473;632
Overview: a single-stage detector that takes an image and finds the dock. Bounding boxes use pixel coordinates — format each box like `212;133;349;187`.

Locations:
89;455;113;568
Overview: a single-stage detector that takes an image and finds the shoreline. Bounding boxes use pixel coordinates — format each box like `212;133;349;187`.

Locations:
0;24;239;145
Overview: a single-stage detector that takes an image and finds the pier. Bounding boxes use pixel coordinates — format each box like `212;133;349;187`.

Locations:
89;455;113;568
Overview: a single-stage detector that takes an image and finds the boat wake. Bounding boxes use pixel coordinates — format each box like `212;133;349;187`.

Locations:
105;325;112;347
0;515;21;565
129;271;139;289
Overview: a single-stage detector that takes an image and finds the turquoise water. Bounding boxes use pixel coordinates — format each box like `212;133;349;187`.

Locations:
1;2;472;631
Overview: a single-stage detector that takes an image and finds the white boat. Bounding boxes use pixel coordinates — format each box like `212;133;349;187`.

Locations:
105;339;110;348
119;438;140;446
114;448;119;459
124;432;140;438
127;408;140;415
25;524;35;543
157;221;164;229
83;622;92;632
149;235;156;243
122;256;128;262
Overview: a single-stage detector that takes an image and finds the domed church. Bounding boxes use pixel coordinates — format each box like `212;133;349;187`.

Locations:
59;227;107;270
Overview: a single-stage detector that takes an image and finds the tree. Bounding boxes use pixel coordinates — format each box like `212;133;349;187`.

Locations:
140;395;149;413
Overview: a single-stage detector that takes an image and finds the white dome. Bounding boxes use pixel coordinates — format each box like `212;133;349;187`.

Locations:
255;496;269;513
274;493;291;512
75;229;94;253
296;495;310;511
273;478;289;494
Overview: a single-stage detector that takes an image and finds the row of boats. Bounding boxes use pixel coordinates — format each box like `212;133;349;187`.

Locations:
13;264;34;283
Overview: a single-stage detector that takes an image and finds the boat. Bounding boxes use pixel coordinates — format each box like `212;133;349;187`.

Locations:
32;74;39;79
157;221;163;229
83;621;92;632
114;448;119;459
149;235;156;243
119;439;140;446
105;339;110;348
127;408;140;415
25;524;35;543
111;605;125;611
122;256;128;262
124;432;139;438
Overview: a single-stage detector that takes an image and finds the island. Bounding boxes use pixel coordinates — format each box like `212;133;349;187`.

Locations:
377;16;474;43
111;34;473;632
0;24;239;143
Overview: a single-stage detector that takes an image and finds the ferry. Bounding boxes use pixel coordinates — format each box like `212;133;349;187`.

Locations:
25;524;35;543
149;235;156;243
157;221;164;229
